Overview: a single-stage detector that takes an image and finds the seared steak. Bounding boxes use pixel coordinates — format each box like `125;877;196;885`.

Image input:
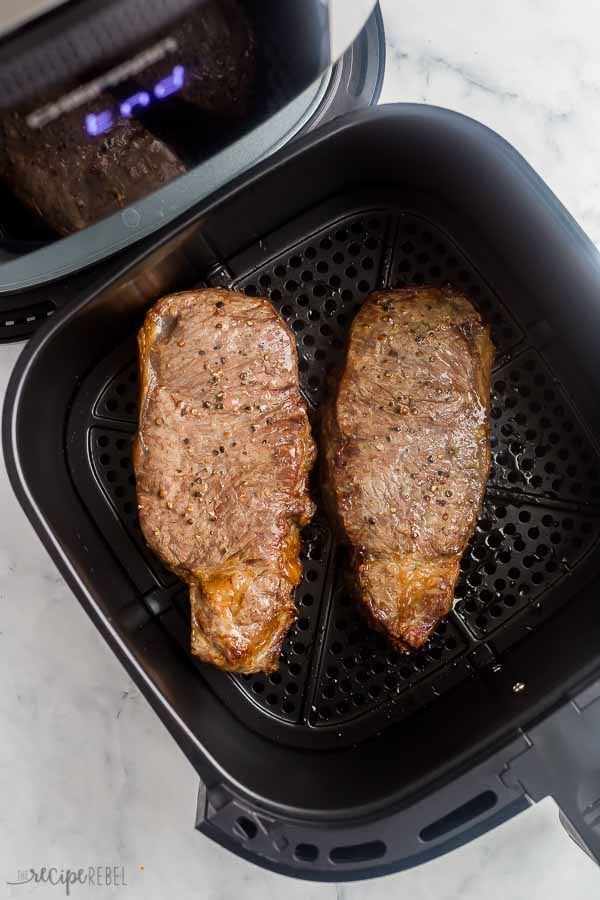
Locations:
321;287;493;650
134;289;315;673
0;100;185;236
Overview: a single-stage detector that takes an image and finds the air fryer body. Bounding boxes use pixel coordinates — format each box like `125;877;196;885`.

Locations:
0;0;383;324
4;105;600;879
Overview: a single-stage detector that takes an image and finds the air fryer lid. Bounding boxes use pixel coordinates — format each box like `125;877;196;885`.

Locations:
0;0;382;299
5;105;600;879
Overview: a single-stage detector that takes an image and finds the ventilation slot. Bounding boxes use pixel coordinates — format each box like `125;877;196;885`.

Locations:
0;299;55;337
330;840;386;864
420;790;498;842
294;843;319;862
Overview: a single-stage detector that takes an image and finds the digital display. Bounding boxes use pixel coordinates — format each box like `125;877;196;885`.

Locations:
85;66;186;136
0;0;331;272
0;0;259;245
25;37;179;130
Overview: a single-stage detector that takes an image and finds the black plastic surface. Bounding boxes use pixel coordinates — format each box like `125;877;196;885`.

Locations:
195;746;531;880
5;105;600;878
501;677;600;866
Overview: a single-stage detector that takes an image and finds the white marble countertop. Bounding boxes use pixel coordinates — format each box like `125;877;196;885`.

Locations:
2;1;600;897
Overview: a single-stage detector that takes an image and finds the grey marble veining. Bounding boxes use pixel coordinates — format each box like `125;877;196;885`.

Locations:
2;1;600;896
380;0;600;245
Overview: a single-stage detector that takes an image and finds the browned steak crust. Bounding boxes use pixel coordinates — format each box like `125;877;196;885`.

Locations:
321;287;493;650
134;289;315;673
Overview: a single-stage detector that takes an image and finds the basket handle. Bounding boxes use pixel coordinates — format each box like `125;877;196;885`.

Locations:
501;679;600;866
195;679;600;877
195;770;528;879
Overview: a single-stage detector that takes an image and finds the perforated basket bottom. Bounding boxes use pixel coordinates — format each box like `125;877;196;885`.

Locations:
67;200;600;747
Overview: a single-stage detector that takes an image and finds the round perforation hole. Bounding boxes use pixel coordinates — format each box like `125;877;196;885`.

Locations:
96;363;139;421
235;213;387;406
89;426;178;585
490;351;600;501
312;585;465;725
456;493;600;638
391;215;521;354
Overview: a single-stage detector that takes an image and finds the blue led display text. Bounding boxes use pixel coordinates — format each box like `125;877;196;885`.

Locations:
85;65;185;137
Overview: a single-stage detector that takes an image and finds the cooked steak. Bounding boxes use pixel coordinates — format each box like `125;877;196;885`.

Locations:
321;287;493;650
0;100;186;236
134;289;315;673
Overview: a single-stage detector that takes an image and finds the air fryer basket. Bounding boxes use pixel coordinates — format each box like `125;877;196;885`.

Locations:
5;105;600;879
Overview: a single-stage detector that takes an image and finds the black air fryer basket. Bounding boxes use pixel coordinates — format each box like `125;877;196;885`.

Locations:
5;105;600;879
